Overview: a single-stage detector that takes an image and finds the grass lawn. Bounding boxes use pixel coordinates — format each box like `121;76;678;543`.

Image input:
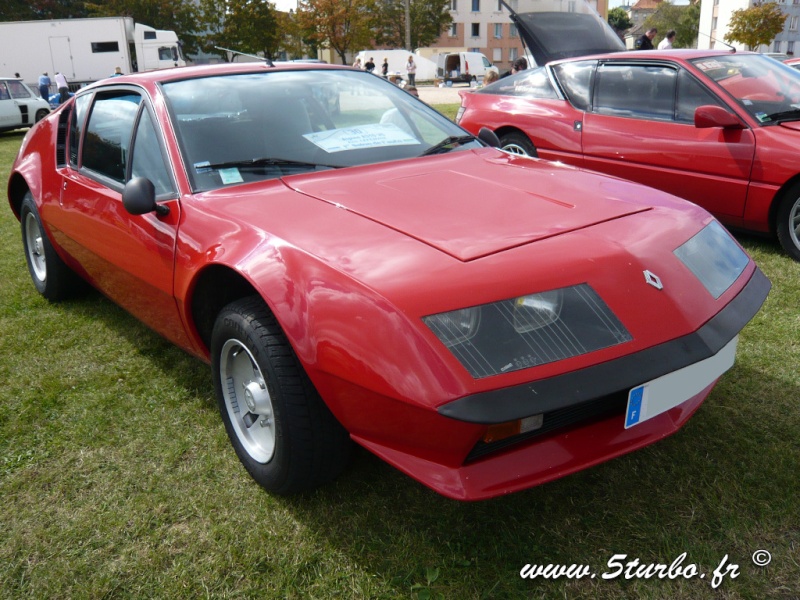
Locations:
1;122;798;599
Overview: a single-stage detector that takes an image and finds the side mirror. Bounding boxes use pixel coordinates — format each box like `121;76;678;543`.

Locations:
695;105;744;129
122;177;169;216
478;127;501;148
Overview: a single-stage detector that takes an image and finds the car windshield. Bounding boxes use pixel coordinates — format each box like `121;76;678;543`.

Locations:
691;54;800;125
162;69;479;192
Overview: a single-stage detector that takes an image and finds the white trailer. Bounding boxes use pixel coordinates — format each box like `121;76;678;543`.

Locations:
0;17;185;91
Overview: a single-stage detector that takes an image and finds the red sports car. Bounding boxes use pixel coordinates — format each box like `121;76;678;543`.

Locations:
457;0;800;261
8;61;769;500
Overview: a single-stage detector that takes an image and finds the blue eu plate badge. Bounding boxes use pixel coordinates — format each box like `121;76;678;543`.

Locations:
625;385;646;428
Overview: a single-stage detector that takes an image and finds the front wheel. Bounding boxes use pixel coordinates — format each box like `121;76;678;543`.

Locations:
499;132;538;158
211;297;352;494
776;186;800;261
35;109;49;122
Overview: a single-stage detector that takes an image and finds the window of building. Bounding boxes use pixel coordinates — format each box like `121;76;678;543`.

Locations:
790;15;798;31
494;23;503;38
510;23;518;37
493;48;502;62
509;47;518;61
450;23;457;36
497;0;504;9
472;0;480;11
774;41;782;52
450;0;457;9
471;22;480;37
789;41;796;53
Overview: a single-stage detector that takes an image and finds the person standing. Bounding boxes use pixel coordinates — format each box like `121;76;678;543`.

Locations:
353;57;362;69
635;28;657;50
38;72;51;100
110;66;123;77
55;72;69;103
658;30;676;50
381;57;389;78
365;57;375;73
406;55;417;86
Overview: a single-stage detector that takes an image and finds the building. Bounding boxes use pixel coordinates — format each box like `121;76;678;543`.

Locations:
699;0;800;54
429;0;604;72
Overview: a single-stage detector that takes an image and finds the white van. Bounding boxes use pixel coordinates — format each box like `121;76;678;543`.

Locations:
434;52;499;84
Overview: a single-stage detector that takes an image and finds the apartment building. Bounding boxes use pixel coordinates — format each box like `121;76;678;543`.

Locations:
699;0;800;54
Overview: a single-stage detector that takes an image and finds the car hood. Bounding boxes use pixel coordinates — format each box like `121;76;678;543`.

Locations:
283;149;647;262
500;0;624;66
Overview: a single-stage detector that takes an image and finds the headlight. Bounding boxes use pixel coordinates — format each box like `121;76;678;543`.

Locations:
674;221;749;299
423;284;631;379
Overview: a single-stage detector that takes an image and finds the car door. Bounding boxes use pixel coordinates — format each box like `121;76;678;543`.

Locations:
55;87;192;348
580;62;756;221
0;81;22;129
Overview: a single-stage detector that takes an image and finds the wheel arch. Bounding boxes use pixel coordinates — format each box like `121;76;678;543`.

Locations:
7;172;32;220
768;174;800;235
494;125;536;145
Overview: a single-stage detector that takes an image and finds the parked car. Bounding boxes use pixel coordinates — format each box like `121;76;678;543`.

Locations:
785;57;800;71
0;77;50;133
8;62;769;500
456;1;800;261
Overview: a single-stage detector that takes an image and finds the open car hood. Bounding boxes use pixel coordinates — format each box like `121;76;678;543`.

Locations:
284;151;646;262
500;0;625;66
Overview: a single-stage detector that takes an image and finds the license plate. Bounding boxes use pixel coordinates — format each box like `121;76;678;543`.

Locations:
625;335;738;429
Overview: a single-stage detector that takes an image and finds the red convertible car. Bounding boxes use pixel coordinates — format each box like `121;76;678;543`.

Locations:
457;0;800;261
8;61;769;500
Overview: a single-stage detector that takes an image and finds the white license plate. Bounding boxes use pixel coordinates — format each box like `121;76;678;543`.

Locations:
624;335;739;429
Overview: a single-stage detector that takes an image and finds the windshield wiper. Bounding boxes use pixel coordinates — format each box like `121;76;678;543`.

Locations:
204;157;342;170
420;135;476;156
765;108;800;123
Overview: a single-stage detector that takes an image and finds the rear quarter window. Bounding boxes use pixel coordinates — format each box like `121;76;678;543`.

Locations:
479;67;558;99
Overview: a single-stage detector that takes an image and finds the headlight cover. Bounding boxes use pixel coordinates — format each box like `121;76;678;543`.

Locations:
423;284;631;378
674;221;749;299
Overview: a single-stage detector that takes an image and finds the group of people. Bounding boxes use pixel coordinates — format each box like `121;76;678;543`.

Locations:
635;28;677;51
36;66;123;106
352;55;418;86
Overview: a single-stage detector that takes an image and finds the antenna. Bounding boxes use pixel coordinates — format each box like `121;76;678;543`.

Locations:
215;46;275;66
697;30;736;53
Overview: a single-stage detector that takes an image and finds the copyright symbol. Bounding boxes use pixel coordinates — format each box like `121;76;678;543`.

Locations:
752;550;771;567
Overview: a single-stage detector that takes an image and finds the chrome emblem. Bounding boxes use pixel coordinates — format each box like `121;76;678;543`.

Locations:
644;270;663;290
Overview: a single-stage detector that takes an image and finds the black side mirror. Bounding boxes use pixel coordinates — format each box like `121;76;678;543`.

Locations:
478;127;501;148
122;177;169;216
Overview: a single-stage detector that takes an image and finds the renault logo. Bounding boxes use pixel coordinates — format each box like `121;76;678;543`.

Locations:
644;270;663;290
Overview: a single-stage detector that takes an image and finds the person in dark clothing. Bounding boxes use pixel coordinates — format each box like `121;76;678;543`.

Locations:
365;57;375;73
381;58;389;78
635;28;657;50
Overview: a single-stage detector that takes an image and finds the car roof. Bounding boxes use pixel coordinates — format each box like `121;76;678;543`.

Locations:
548;48;752;66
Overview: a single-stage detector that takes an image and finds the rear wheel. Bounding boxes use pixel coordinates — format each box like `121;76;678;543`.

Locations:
20;193;82;300
776;184;800;261
211;297;352;494
499;132;538;157
35;109;49;122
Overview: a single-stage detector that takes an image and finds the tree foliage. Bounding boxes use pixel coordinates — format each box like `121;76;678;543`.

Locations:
197;0;279;60
724;2;787;50
643;1;701;49
372;0;453;50
85;0;200;55
0;0;88;21
607;6;632;36
296;0;376;64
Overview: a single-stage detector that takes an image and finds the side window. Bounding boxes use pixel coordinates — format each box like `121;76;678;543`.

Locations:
594;64;676;121
553;60;596;110
0;83;9;101
7;81;32;99
676;70;723;123
483;67;558;98
131;108;175;197
82;92;141;183
69;94;92;167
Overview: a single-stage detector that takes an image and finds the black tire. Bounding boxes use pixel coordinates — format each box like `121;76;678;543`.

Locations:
20;193;82;301
211;296;352;494
499;131;538;158
776;184;800;261
35;109;49;122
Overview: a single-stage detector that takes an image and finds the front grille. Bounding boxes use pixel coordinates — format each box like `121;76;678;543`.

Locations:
465;391;629;463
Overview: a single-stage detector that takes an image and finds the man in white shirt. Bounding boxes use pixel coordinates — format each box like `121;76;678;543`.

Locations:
658;30;676;50
54;72;69;103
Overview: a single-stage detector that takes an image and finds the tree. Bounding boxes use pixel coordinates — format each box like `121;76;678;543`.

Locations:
724;2;787;51
372;0;453;50
607;6;632;38
1;0;88;21
197;0;279;60
296;0;376;64
85;0;200;55
643;0;700;49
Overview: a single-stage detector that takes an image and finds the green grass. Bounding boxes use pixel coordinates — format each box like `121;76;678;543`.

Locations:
1;127;799;599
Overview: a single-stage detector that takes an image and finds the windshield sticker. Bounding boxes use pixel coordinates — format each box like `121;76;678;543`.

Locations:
755;112;771;123
219;168;244;184
694;60;725;72
304;124;420;153
194;161;212;174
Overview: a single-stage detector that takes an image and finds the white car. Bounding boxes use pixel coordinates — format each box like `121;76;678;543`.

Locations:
0;77;50;133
